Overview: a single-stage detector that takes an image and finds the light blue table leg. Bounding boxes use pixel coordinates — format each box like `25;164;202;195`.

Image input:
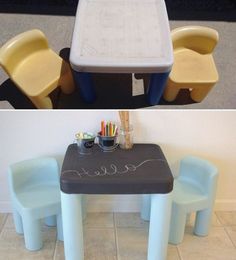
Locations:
56;212;64;241
147;72;170;105
147;192;172;260
169;203;187;244
82;194;87;220
72;71;96;103
141;194;151;221
61;192;84;260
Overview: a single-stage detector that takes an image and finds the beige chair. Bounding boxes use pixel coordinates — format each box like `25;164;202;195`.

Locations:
0;29;75;109
163;26;219;102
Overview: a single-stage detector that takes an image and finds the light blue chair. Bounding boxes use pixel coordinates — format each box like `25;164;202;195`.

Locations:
141;156;218;245
8;157;63;251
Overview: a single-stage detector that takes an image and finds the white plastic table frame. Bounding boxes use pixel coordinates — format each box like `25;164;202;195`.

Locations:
61;192;172;260
69;0;173;105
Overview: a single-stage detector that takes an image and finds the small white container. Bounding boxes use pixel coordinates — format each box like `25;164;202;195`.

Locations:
119;125;133;150
75;132;95;155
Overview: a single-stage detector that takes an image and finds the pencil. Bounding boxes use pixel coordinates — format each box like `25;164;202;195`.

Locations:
101;121;105;136
109;122;112;136
106;123;109;136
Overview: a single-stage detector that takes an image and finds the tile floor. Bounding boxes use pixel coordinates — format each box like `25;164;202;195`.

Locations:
1;211;236;259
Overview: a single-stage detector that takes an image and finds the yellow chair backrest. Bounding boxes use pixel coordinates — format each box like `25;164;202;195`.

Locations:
0;29;49;76
171;26;219;54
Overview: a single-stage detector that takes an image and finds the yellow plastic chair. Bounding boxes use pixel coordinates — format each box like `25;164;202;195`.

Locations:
0;29;75;109
163;26;219;102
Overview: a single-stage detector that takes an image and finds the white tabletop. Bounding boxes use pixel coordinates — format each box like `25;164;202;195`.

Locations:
70;0;173;73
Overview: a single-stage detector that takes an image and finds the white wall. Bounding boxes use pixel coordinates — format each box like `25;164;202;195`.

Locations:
0;110;236;212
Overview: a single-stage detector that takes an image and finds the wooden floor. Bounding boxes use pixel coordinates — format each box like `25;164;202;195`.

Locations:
1;211;236;259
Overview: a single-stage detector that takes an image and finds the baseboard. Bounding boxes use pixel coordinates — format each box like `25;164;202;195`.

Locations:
88;198;236;212
0;201;12;213
1;198;236;213
86;195;142;212
0;196;142;213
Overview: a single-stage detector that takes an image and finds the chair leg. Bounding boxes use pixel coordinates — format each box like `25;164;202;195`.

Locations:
194;207;213;236
12;208;23;234
31;96;53;109
190;84;214;102
169;204;187;245
60;71;75;94
163;81;180;102
141;194;151;221
147;192;172;260
22;217;43;251
44;215;57;227
56;213;63;241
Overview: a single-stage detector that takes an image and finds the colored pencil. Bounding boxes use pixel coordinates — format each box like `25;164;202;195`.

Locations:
101;121;103;136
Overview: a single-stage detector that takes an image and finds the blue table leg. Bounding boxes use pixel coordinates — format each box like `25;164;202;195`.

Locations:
141;194;151;221
73;71;96;103
61;192;84;260
147;72;170;105
147;192;172;260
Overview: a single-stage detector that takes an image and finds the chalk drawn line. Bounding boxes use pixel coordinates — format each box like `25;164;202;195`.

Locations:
62;158;167;178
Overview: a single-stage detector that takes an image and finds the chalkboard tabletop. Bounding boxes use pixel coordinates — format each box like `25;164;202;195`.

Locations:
61;143;173;194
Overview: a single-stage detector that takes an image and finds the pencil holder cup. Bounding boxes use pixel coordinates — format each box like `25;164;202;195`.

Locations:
119;124;133;149
75;132;95;155
97;133;118;152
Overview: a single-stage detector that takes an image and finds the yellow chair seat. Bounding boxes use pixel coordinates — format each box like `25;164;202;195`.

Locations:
0;29;75;109
170;49;218;84
163;26;219;103
13;50;67;97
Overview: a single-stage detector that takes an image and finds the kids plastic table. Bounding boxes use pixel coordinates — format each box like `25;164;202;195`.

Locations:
60;143;173;260
70;0;173;105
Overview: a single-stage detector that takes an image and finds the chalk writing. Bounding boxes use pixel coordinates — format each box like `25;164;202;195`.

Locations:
62;158;166;178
